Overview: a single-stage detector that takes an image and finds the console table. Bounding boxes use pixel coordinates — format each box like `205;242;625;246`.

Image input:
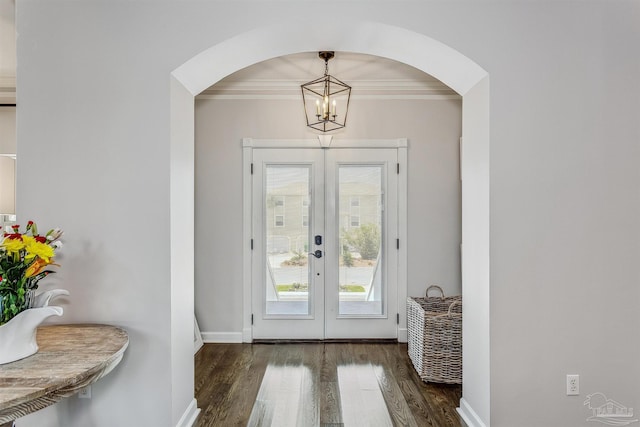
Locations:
0;324;129;426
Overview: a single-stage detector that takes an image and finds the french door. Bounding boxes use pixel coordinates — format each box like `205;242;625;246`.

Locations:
249;144;400;339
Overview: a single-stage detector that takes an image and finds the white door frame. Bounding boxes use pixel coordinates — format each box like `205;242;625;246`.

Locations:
243;137;408;342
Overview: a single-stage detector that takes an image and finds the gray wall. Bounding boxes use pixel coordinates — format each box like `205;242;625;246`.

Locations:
14;1;639;426
194;97;462;336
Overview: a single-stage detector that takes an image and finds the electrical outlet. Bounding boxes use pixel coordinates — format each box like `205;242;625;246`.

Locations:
78;385;92;399
566;374;579;396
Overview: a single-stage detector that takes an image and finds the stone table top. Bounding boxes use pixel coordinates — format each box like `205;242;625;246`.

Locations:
0;324;129;423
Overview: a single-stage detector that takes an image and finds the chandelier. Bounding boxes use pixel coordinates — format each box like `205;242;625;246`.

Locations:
301;51;351;133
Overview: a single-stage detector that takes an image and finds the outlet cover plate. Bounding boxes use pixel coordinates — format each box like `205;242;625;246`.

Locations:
566;374;579;396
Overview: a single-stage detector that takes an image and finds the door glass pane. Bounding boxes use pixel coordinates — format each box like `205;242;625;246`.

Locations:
338;165;383;316
265;165;311;316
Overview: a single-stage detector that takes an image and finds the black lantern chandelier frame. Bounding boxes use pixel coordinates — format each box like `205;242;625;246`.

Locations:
301;51;351;133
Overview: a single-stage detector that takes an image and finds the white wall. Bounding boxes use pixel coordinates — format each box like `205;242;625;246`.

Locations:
194;97;462;337
16;2;176;425
488;4;640;425
170;77;198;426
14;1;640;427
460;76;491;425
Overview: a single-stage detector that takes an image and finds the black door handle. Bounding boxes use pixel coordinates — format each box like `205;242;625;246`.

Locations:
309;250;323;259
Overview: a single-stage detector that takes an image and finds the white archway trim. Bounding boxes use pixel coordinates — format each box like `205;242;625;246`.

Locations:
172;21;487;97
170;20;490;427
459;75;491;427
169;76;199;426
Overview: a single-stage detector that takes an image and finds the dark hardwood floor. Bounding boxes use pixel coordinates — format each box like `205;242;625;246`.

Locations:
194;342;462;427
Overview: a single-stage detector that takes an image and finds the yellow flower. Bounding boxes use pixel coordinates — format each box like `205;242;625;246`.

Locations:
23;237;55;263
1;236;25;253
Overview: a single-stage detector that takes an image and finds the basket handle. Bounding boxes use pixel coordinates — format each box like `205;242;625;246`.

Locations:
447;300;461;317
426;285;445;299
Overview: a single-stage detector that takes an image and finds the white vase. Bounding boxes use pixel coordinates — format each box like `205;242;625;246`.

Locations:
0;289;69;365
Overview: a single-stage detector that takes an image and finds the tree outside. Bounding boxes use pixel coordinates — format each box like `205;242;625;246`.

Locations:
343;223;380;260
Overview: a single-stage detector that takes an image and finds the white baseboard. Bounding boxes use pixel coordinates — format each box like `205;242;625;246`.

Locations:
201;331;243;343
204;329;407;343
457;397;487;427
176;398;200;427
208;328;409;343
398;327;408;343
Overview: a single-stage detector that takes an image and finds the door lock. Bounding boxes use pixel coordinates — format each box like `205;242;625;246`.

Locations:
309;250;323;259
315;235;322;245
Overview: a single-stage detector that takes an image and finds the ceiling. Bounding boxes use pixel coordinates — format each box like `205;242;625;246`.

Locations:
200;52;458;100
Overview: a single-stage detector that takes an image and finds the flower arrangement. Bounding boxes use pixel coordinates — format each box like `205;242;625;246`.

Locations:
0;221;63;325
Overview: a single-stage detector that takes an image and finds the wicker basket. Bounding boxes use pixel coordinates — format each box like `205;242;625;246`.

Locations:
407;285;462;384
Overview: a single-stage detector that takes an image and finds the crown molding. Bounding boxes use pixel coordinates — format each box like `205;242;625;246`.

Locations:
198;78;459;100
197;93;460;101
0;76;16;104
0;76;15;88
207;78;454;91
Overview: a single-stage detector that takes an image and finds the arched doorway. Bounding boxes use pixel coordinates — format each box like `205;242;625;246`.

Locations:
170;21;490;426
